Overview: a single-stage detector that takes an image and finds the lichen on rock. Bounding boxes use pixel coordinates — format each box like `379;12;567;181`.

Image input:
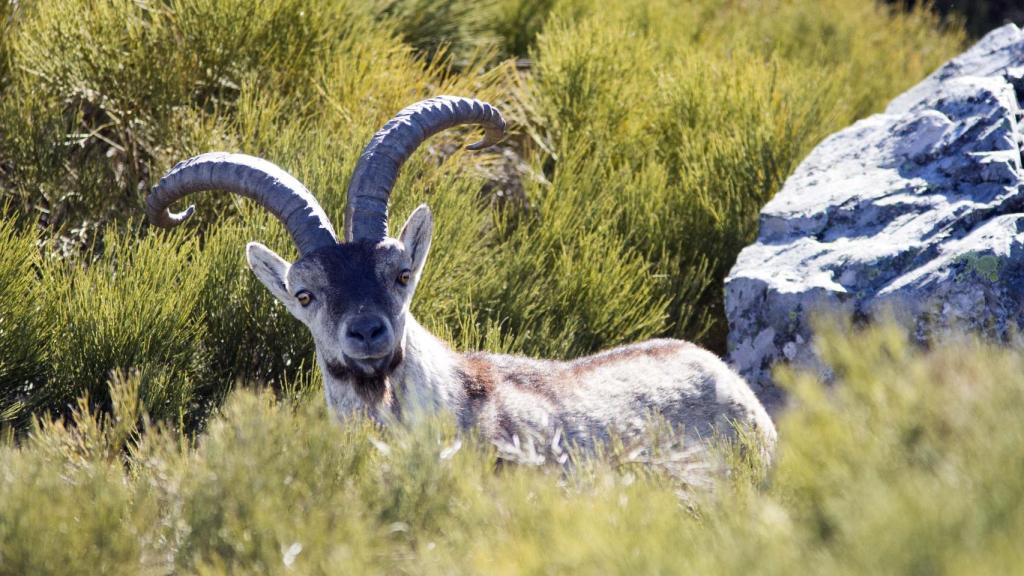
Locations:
725;24;1024;408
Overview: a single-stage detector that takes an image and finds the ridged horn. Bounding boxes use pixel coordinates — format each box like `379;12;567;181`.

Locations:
345;95;506;242
146;152;338;255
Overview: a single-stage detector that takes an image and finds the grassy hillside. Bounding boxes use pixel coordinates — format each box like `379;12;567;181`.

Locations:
4;1;1015;573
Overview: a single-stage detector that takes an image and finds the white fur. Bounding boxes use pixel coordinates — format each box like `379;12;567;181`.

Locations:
247;207;777;461
320;317;778;460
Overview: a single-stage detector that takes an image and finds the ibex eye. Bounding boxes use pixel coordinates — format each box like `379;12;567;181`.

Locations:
296;290;314;307
397;270;412;286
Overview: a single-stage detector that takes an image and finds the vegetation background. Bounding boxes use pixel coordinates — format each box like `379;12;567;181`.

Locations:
890;0;1024;38
0;0;1021;573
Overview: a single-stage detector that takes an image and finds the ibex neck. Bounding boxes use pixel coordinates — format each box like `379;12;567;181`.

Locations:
389;315;462;416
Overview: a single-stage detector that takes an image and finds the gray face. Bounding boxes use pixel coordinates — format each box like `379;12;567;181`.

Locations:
288;240;412;376
246;205;434;382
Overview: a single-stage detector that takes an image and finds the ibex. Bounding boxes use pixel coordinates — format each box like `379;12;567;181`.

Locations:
147;96;776;458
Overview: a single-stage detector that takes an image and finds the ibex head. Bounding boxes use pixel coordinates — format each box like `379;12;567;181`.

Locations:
146;96;505;392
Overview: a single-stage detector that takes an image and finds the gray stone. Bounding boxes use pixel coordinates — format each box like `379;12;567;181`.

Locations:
725;24;1024;407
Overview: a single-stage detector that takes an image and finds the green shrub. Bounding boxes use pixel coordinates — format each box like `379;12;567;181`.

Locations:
0;0;964;426
3;324;1024;573
0;1;14;93
769;322;1024;573
4;2;1018;573
369;0;561;62
0;0;390;237
371;0;493;62
0;217;47;424
519;0;962;349
0;375;167;576
0;444;162;576
42;228;209;422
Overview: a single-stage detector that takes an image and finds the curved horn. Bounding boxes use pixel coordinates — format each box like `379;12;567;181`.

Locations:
146;152;338;255
346;95;506;242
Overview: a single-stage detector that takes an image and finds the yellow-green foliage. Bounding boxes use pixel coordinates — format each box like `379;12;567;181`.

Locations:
2;324;1023;574
3;2;1014;573
43;228;210;422
0;0;964;428
0;217;47;422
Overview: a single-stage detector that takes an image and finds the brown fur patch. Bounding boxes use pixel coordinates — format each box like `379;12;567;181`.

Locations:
457;353;496;400
502;367;561;404
454;354;497;429
567;339;695;376
461;354;563;404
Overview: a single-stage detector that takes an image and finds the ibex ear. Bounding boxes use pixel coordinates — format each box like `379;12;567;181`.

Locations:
399;204;433;278
246;242;294;306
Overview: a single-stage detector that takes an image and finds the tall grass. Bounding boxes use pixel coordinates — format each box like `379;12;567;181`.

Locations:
520;0;963;348
0;217;47;423
2;324;1023;573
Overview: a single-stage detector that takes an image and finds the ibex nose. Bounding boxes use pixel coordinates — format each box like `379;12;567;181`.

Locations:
346;314;391;352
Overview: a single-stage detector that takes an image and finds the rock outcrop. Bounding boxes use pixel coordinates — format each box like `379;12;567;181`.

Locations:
725;25;1024;406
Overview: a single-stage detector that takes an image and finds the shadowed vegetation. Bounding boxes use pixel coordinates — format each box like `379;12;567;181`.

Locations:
889;0;1024;39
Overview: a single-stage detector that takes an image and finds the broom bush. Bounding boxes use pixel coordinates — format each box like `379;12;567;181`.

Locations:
1;323;1022;573
0;0;962;426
